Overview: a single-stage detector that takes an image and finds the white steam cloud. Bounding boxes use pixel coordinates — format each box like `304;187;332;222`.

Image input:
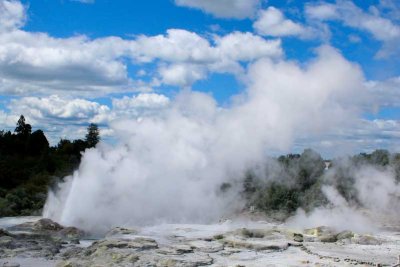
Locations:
44;46;367;233
287;164;400;233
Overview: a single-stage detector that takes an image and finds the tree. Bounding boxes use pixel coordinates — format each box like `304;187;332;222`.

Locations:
297;149;325;190
28;130;49;155
85;123;100;148
15;115;32;136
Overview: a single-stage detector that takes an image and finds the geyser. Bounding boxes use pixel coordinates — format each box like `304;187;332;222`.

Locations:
44;46;367;233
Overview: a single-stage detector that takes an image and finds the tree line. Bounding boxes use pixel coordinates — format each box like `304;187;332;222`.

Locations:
0;115;100;216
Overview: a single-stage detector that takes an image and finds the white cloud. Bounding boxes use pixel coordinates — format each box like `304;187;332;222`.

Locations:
306;1;400;57
0;31;133;95
0;2;283;95
366;76;400;108
149;31;282;86
158;63;207;87
0;20;282;95
133;29;215;63
7;95;110;124
112;93;170;110
71;0;95;4
253;7;312;38
2;95;110;143
0;0;25;32
306;3;338;20
0;109;18;130
0;93;172;143
174;0;260;19
214;31;283;61
378;0;400;22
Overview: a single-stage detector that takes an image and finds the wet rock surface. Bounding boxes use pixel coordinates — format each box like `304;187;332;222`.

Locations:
1;217;400;266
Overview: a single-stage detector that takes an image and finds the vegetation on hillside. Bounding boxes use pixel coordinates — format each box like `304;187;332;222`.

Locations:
0;116;100;216
241;148;400;219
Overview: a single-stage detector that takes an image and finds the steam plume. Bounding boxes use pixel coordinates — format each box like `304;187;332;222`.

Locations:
44;46;367;233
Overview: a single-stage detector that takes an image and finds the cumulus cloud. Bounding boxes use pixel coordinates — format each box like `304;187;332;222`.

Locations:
112;93;170;110
0;0;25;32
111;93;170;118
0;1;284;96
158;63;207;87
0;31;133;95
5;95;111;142
253;7;313;38
0;20;282;95
174;0;260;19
366;77;400;108
306;1;400;57
213;31;283;61
0;93;172;143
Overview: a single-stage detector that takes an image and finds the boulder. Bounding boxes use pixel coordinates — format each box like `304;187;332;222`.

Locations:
337;230;354;241
189;240;224;253
304;226;338;243
33;219;64;231
90;237;158;251
58;227;85;240
0;229;12;237
319;234;338;243
240;228;265;238
351;234;381;245
293;233;304;242
2;262;20;267
0;236;14;248
105;227;138;237
157;244;193;255
304;226;334;237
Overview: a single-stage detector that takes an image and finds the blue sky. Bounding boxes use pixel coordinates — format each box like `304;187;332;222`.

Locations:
0;0;400;156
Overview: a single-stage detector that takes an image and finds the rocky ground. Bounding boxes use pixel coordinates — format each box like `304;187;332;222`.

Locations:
0;217;399;267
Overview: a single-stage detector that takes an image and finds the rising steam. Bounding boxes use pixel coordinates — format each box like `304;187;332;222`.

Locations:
44;46;369;233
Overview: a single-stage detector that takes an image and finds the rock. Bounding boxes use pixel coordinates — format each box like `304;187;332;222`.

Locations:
157;253;214;266
293;233;304;242
2;262;20;267
33;219;64;231
304;226;338;243
319;234;338;243
105;227;138;237
60;246;84;259
304;226;334;237
58;227;85;240
240;228;265;238
337;230;354;240
224;238;288;251
0;229;12;237
90;237;158;251
157;244;193;255
157;258;178;267
0;236;14;248
212;234;224;240
55;261;79;267
351;234;381;245
189;240;224;253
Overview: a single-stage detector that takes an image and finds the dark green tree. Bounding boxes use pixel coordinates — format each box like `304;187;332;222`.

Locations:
15;115;32;136
28;130;49;155
85;123;100;148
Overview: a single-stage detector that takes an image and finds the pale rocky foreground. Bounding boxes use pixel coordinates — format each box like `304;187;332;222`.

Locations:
0;216;399;267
